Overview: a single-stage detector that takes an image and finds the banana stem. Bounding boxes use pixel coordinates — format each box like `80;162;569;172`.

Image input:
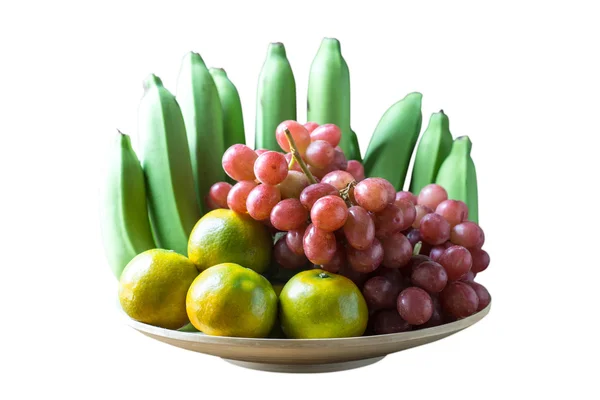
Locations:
284;128;317;184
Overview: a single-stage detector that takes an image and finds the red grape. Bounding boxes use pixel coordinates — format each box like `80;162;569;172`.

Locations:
375;266;407;287
420;295;444;328
393;199;416;231
311;195;349;232
397;287;433;325
362;276;402;310
303;224;337;265
331;148;348;171
412;205;433;228
303;121;319;133
305;140;335;169
404;228;423;247
226;180;257;213
222;144;258;181
450;221;485;248
284;152;302;172
274;239;308;269
321;246;346;273
270;198;308;231
343;206;375;250
435;199;468;226
406;254;431;273
286;223;308;256
278;170;309;199
429;241;452;262
417;184;448;210
347;238;384;273
275;120;311;155
253;151;288;185
460;270;476;282
321;170;355;191
207;182;232;210
309;123;342;147
338;262;371;288
470;248;490;273
439;245;472;281
372;310;412;335
346;160;365;182
440;281;479;318
419;213;451;245
374;204;405;238
465;281;491;311
255;149;269;156
381;232;413;268
395;191;417;205
411;261;448;293
354;178;390;212
299;183;339;209
246;184;281;220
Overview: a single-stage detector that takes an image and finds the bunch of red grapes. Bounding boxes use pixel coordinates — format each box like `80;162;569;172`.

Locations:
208;120;491;335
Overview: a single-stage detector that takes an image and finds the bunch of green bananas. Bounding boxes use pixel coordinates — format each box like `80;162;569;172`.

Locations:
100;38;479;279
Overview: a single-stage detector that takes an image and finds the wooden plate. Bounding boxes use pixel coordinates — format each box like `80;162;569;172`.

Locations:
120;301;491;373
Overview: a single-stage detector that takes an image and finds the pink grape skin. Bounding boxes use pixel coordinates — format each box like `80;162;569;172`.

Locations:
270;198;308;231
303;224;337;265
393;199;416;231
375;266;408;289
372;310;412;335
207;182;232;210
303;121;320;133
466;281;491;311
299;183;339;210
374;204;405;239
429;245;446;262
226;181;257;213
309;123;342;147
275;120;311;155
343;206;376;250
440;281;479;319
347;238;384;273
331;148;348;171
404;228;423;248
274;239;308;270
246;184;281;221
255;149;269;156
354;178;390;212
346;160;365;182
284;152;302;172
321;246;346;273
381;231;413;269
470;248;490;273
222;144;258;181
417;184;448;210
362;276;402;310
305;140;335;169
395;191;417;205
405;255;431;274
451;222;485;248
397;287;433;325
310;195;349;232
419;295;444;329
460;270;476;282
278;170;309;199
435;200;469;226
419;213;451;245
321;170;355;191
254;151;288;185
286;223;308;256
307;164;331;179
439;245;472;281
338;262;371;288
411;261;448;293
412;205;433;229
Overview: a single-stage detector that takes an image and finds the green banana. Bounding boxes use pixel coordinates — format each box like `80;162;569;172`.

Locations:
435;136;479;223
100;131;156;279
255;42;296;151
307;38;352;156
138;74;200;255
348;128;362;162
363;92;423;191
176;52;225;213
209;67;245;149
409;110;453;194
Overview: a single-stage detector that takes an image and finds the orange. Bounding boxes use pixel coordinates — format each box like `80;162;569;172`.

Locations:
279;269;368;339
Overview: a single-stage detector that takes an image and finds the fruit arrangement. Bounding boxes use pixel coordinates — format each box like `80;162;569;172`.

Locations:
101;37;490;340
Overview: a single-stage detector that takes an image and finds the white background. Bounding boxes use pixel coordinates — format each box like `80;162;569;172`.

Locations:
1;1;599;399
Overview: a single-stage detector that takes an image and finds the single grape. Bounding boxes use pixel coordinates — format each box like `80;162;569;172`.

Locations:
254;151;288;185
309;123;342;147
465;281;491;311
412;205;433;228
284;152;303;172
451;221;485;248
397;287;433;325
439;245;472;281
311;195;349;232
246;184;281;221
393;199;416;231
470;248;490;273
460;270;476;282
274;238;308;269
337;262;371;288
304;140;335;169
321;170;355;191
381;231;413;269
303;121;320;133
406;254;432;273
347;238;384;273
362;276;403;310
278;170;309;199
404;228;423;247
286;223;308;256
331;148;348;171
270;198;308;231
222;144;258;181
374;204;405;238
299;183;339;210
419;213;451;245
226;180;257;213
275;120;311;155
255;149;269;156
343;206;375;250
440;281;479;319
375;265;406;285
417;183;448;210
429;241;452;262
303;223;337;265
354;178;390;212
307;164;330;179
321;245;346;273
372;310;412;335
419;295;444;329
435;199;469;226
395;191;417;205
411;261;448;293
207;181;232;210
345;160;365;182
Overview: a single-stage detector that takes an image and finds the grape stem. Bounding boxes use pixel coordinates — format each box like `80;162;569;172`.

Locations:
284;128;317;184
339;181;357;207
413;241;422;255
